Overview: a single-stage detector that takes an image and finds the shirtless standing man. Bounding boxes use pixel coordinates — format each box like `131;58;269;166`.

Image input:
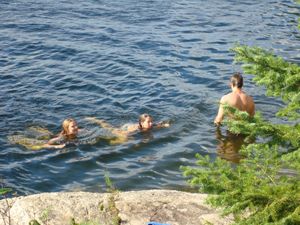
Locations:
214;73;255;125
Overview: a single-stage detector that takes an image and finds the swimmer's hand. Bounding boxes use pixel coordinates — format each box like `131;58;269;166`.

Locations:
214;120;221;127
161;122;170;128
156;121;170;128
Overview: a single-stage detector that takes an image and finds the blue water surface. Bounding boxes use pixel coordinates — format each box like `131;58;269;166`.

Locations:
0;0;299;195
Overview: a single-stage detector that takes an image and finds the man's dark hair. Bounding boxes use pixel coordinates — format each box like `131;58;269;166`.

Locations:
230;72;243;88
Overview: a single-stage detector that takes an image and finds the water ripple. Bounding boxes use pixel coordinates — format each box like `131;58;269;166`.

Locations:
0;0;299;195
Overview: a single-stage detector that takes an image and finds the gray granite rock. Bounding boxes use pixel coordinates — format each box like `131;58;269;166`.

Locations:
0;190;233;225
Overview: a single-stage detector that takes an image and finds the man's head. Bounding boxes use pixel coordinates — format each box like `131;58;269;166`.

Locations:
230;72;243;89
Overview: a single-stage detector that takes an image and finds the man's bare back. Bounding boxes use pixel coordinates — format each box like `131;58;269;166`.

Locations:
214;73;255;125
222;91;255;116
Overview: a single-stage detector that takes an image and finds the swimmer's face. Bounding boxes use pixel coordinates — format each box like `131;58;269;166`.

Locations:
67;121;79;135
140;117;153;130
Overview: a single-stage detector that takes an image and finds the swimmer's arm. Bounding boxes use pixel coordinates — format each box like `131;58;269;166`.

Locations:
47;136;63;145
43;136;65;149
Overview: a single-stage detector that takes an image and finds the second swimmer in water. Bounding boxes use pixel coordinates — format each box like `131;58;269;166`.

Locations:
85;113;170;144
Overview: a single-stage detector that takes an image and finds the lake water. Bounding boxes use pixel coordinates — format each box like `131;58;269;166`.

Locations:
0;0;299;195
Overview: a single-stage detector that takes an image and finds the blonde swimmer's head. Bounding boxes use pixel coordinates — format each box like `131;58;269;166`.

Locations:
60;118;79;137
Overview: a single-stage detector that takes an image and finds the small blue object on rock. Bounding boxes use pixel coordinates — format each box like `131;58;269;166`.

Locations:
147;222;171;225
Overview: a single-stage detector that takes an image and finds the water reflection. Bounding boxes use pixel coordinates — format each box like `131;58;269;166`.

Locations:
139;131;154;143
215;127;249;163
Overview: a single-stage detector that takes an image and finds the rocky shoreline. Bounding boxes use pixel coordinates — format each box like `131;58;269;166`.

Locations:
0;189;233;225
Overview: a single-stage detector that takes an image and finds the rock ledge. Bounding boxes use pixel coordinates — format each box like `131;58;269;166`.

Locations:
0;190;233;225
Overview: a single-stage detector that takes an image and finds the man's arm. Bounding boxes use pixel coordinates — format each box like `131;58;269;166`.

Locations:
214;96;226;125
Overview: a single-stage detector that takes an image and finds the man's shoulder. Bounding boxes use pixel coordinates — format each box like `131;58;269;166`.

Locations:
242;93;254;102
220;93;232;102
240;90;252;97
247;94;254;100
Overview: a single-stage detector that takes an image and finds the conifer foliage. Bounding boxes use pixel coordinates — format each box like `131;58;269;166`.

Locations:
182;46;300;224
233;45;300;120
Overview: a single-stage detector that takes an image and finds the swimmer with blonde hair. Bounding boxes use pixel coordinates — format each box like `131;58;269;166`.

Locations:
8;118;81;150
86;113;170;144
46;118;80;147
